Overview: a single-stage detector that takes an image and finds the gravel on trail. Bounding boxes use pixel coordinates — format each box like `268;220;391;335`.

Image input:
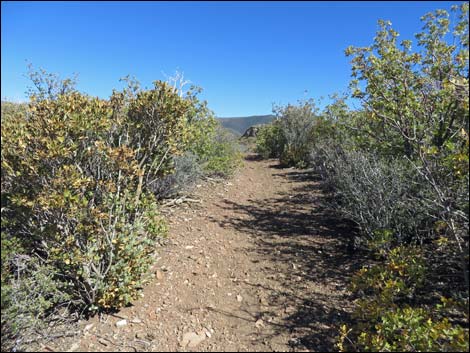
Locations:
44;154;364;352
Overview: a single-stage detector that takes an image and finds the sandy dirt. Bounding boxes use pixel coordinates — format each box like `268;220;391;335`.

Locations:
44;154;364;352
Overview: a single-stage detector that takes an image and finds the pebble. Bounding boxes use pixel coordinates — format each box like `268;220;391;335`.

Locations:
115;319;127;327
255;319;265;328
66;342;80;352
181;331;206;348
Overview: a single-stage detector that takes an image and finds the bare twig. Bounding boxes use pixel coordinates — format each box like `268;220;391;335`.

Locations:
162;196;202;207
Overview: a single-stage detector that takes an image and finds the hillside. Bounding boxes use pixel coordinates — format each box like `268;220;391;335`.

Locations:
217;114;275;135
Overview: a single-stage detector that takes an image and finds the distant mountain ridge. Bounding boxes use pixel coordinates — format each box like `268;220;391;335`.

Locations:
216;114;275;135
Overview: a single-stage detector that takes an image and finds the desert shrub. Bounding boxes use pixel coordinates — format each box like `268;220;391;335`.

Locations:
338;246;469;352
331;4;470;351
255;100;319;167
25;63;78;101
110;76;241;195
1;256;72;352
148;123;241;197
125;81;192;179
276;100;318;167
1;89;170;311
311;146;437;248
351;246;426;307
238;134;257;154
1;70;217;349
86;191;167;310
339;305;469;352
149;152;202;199
183;93;219;158
183;98;242;178
311;142;469;351
201;126;242;177
1;68;243;352
255;120;285;159
360;306;468;352
1;101;27;119
342;0;468;272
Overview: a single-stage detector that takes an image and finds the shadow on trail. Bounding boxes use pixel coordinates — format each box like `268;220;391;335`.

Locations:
211;164;366;351
244;153;264;161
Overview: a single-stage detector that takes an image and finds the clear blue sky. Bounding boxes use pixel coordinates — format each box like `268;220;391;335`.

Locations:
1;1;463;117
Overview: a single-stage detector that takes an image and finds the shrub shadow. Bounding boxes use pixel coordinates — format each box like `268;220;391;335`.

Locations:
244;153;264;161
210;167;367;351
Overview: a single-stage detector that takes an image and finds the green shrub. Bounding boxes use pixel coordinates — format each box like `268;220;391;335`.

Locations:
324;4;469;349
351;246;426;313
256;100;325;167
201;126;242;177
338;246;468;352
1;89;171;311
255;121;285;159
1;69;242;353
1;101;27;119
126;80;191;181
184;100;242;178
339;305;469;352
276;100;318;167
1;256;71;352
90;191;167;309
1;70;219;350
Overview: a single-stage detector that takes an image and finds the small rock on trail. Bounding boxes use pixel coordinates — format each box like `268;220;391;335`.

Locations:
181;332;206;348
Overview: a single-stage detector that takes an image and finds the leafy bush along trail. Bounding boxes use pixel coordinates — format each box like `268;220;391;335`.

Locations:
46;154;361;352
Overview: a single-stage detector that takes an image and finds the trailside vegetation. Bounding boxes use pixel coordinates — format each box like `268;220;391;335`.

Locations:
256;4;469;351
1;70;240;351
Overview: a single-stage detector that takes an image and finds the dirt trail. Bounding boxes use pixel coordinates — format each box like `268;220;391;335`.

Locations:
50;154;363;352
